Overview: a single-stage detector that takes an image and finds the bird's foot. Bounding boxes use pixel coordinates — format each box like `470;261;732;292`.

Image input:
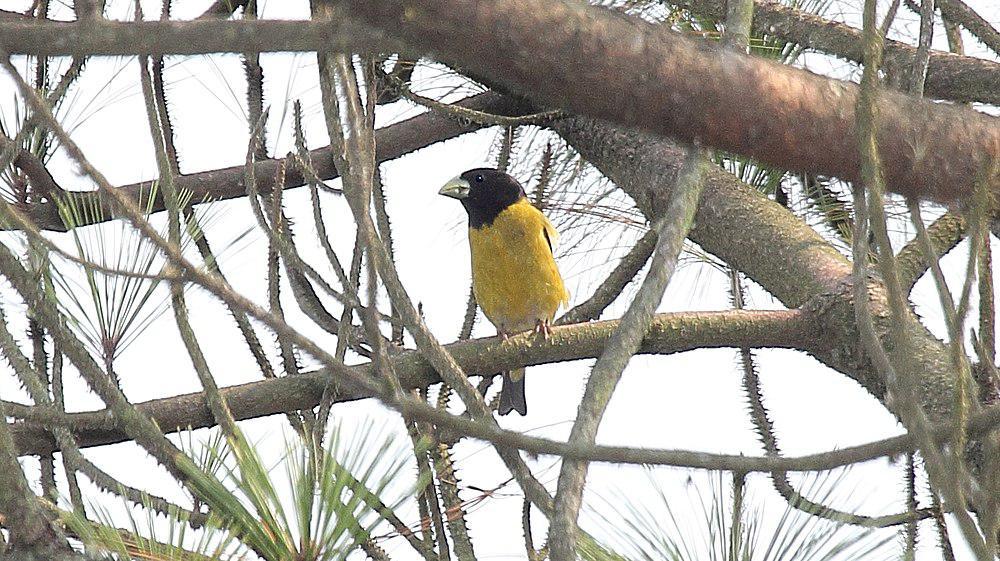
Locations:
533;319;552;341
499;330;511;342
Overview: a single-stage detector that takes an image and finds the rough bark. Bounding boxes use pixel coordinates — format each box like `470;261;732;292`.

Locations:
675;0;1000;105
343;0;999;206
11;310;812;455
552;116;957;422
0;17;392;57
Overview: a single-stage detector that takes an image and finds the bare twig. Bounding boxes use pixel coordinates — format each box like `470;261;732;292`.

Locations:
907;0;935;96
549;148;706;560
853;2;989;553
140;51;242;442
557;229;655;325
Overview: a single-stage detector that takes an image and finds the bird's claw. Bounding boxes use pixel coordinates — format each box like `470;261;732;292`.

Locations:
533;319;552;341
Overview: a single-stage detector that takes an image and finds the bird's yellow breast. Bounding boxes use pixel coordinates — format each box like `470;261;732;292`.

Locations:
469;199;569;333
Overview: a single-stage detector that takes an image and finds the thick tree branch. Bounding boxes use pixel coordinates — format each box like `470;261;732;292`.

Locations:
553;117;852;308
0;18;392;57
2;6;996;210
11;309;814;455
4;7;996;206
675;0;1000;105
344;0;999;207
3;5;996;106
552;116;957;422
936;0;1000;56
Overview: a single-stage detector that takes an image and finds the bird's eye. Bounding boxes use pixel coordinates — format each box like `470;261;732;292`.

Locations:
475;174;484;183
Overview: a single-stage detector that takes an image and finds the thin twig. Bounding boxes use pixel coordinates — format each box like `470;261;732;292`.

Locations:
182;206;277;381
549;148;706;560
853;3;990;553
557;229;655;325
904;454;917;560
391;77;563;127
907;0;935;96
140;50;242;442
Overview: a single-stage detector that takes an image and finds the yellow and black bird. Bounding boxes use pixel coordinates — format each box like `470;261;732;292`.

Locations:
440;168;569;416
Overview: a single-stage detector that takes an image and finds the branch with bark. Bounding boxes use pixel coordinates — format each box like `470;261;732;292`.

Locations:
13;92;529;231
674;0;1000;105
11;309;812;454
341;0;999;206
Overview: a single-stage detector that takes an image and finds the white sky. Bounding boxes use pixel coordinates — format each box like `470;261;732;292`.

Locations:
0;0;998;559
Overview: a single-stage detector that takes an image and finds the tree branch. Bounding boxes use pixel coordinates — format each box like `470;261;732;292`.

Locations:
549;147;706;560
11;309;815;455
552;116;958;423
0;17;392;57
0;403;70;557
936;0;1000;56
14;92;528;231
344;0;999;207
674;0;1000;105
553;116;851;308
9;359;1000;481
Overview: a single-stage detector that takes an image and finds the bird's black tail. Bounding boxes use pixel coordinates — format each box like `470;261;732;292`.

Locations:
498;368;527;416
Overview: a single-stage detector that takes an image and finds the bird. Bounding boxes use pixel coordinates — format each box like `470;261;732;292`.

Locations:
439;168;569;415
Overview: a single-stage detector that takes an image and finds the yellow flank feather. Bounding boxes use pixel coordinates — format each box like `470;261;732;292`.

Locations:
469;199;569;333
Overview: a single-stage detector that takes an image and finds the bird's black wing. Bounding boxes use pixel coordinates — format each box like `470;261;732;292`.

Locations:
542;227;554;255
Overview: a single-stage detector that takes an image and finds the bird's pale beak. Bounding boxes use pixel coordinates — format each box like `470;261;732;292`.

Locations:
439;176;471;200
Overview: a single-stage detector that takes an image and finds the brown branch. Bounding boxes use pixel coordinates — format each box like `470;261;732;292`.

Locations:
11;309;815;455
675;0;1000;105
896;211;966;292
3;2;995;106
8;360;1000;485
552;116;958;425
936;0;1000;56
14;92;528;231
0;18;392;57
2;9;995;204
10;147;63;200
344;0;999;207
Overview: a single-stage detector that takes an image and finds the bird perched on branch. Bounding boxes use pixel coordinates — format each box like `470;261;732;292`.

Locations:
440;168;569;415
